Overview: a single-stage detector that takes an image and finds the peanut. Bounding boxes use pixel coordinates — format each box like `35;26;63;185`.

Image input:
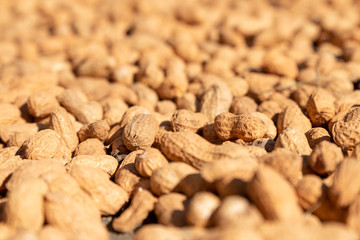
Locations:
112;188;157;232
159;131;250;169
214;112;267;142
70;165;129;215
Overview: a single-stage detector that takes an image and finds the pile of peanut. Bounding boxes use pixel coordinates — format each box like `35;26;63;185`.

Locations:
2;0;360;239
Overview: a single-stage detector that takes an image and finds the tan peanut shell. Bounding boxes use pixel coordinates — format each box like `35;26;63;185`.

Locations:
329;158;360;207
275;127;312;156
27;91;59;118
295;174;324;211
112;188;157;232
49;107;79;152
23;129;71;161
70;165;129;215
160;131;250;169
200;83;232;121
306;88;335;127
123;114;159;151
309;141;343;175
74;138;106;156
66;154;118;176
210;196;263;228
77;120;110;142
186;191;220;227
154;193;188;227
200;157;258;183
277;105;312;134
5;178;48;231
214;112;267;141
305;127;332;149
44;191;109;240
259;148;303;184
114;150;143;194
247;166;303;221
150;162;198;196
170;109;208;133
135;148;168;178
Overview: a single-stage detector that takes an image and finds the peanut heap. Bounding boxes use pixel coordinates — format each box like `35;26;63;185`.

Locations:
1;0;360;239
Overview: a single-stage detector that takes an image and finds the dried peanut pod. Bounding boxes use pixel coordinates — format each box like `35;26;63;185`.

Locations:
0;123;38;145
186;191;220;227
247;166;303;221
136;62;164;89
38;226;74;240
23;129;71;161
157;58;188;99
74;138;106;156
291;85;317;109
277;105;312;134
132;83;159;109
114;150;143;194
6;160;66;191
112;188;157;232
40;171;100;221
170;110;208;133
309;141;343;175
352;143;360;161
176;93;198;112
0;147;22;165
230;97;257;115
202;123;223;144
150;162;198;196
249;112;277;139
155;100;177;116
57;89;102;124
135;148;168;178
7;131;34;148
295;174;324;211
6;178;48;231
101;98;128;127
123;114;159;151
306;89;336;127
200;84;232;121
75;56;115;78
112;64;138;86
259;148;303;184
45;192;109;240
27;91;59;118
134;224;205;240
200;157;258;183
0;169;13;192
222;77;249;98
275;127;312;156
332;109;360;152
70;165;129;215
329;158;360;207
0;156;26;170
154;193;188;227
77;120;110;142
0;104;21;125
257;100;282;122
67;155;118;176
210;196;263;228
214;112;267;141
305;127;332;149
160;131;250;169
49;107;79;152
347;194;360;235
263;50;298;79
